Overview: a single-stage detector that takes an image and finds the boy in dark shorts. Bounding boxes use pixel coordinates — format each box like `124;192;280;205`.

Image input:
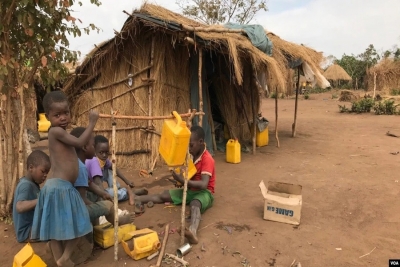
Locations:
136;126;215;244
31;91;98;267
12;150;50;243
70;127;134;226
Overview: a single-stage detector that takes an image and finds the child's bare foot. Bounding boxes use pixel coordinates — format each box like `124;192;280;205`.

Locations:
133;188;148;196
178;227;199;244
56;257;75;267
118;213;135;225
127;188;134;206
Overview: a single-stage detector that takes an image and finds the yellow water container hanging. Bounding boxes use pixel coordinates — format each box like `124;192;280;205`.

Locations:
173;158;197;186
159;111;191;167
13;243;47;267
93;222;136;249
37;113;51;132
226;139;241;164
122;228;161;261
256;126;269;147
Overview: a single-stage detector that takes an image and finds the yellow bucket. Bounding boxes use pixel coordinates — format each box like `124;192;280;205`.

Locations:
226;139;241;164
93;222;136;249
159;111;191;167
13;243;47;267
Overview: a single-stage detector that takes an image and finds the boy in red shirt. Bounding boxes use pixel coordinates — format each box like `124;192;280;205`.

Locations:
136;126;215;244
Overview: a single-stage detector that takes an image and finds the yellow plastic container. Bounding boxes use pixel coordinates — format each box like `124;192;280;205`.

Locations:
13;243;47;267
93;222;136;249
256;126;269;147
159;111;191;167
121;228;161;261
174;158;197;179
37;113;51;132
226;139;241;164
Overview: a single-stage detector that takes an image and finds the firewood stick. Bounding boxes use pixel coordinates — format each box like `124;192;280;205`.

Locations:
165;253;189;266
180;151;190;246
155;224;170;267
99;111;204;120
275;87;280;148
111;109;119;262
292;67;300;138
198;48;203;127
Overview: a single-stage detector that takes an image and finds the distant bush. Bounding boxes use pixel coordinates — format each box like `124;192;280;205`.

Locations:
270;92;277;99
390;88;400;96
373;100;399;115
304;93;310;100
339;98;399;115
350;98;374;113
332;93;338;99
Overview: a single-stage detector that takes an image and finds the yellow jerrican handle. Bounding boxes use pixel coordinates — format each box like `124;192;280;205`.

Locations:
172;111;182;128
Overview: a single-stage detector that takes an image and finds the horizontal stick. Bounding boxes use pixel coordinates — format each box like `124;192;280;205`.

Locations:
99;112;205;120
165;253;189;266
116;149;150;156
94;126;154;132
181;24;245;34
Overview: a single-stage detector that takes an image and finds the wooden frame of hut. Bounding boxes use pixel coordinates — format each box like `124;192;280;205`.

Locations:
64;4;288;169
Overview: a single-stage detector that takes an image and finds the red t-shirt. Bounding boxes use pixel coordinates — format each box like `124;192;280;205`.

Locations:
191;149;215;194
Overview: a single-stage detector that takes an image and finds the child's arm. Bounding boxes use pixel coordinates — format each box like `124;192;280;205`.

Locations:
51;110;98;147
16;200;37;213
172;171;210;190
88;179;113;201
116;168;134;188
76;187;93;206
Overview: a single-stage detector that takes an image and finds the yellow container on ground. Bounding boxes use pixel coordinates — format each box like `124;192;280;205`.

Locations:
37;113;51;132
93;222;136;249
121;228;161;261
13;243;47;267
226;139;241;164
159;111;191;167
256;126;269;147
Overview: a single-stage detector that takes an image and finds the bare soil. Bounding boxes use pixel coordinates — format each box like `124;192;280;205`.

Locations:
2;91;400;267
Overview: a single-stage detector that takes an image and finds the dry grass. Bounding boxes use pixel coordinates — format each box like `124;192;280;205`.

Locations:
324;64;352;81
339;90;359;102
367;58;400;92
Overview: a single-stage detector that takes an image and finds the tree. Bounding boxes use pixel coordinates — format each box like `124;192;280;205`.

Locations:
0;0;100;216
177;0;268;25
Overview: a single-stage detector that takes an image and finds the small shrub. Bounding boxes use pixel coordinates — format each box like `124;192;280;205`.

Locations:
390;88;400;96
332;93;338;99
373;100;399;115
350;98;374;113
304;93;310;100
270;92;277;99
308;87;328;94
338;105;350;113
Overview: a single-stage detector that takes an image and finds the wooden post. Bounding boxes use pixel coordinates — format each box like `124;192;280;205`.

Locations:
111;109;119;263
147;37;155;170
250;79;256;155
180;150;189;245
205;86;217;151
373;72;377;98
99;112;204;120
155;224;170;267
198;49;203;127
275;87;280;148
292;67;300;137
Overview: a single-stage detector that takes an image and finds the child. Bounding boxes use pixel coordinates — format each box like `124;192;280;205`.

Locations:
85;135;148;207
31;91;98;267
12;150;50;243
70;127;134;226
136;126;215;245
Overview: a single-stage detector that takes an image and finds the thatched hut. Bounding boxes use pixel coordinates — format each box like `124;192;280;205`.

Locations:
64;4;288;169
323;64;351;87
367;58;400;93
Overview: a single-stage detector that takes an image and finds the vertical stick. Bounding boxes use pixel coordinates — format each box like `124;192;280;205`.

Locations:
17;86;25;179
0;99;4;212
373;72;377;98
275;87;280;148
292;67;300;137
147;37;155;170
205;86;217;151
250;78;256;155
111;110;119;263
155;224;170;267
180;149;190;246
198;49;203;127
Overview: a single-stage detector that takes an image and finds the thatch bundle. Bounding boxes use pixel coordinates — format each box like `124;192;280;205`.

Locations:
339;90;359;102
367;58;400;92
324;64;352;81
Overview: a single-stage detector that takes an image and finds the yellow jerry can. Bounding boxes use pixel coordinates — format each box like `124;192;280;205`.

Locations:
13;243;47;267
226;139;241;164
159;111;191;167
121;228;161;261
37;113;51;132
256;126;269;147
173;158;197;186
93;222;136;249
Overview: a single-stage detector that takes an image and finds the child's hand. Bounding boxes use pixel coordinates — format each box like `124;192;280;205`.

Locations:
125;181;135;188
89;110;99;125
171;170;185;185
102;192;113;202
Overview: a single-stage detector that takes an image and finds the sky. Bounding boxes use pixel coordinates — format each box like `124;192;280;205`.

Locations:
68;0;400;61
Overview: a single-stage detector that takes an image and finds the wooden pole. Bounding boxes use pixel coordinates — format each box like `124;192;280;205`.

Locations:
206;86;217;151
155;224;170;267
147;36;155;170
198;49;203;127
275;87;280;148
250;78;256;155
111;109;119;263
373;72;377;98
99;111;204;120
181;149;190;245
292;67;300;138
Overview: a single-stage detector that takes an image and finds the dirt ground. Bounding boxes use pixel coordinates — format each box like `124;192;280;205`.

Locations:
2;91;400;267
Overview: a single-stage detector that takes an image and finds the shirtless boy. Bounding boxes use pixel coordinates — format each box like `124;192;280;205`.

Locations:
31;91;98;267
13;150;50;243
136;126;215;244
70;127;134;225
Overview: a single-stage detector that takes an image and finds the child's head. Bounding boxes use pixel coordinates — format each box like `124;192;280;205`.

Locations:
189;125;205;156
26;150;51;184
70;127;95;159
94;135;110;161
42;90;70;130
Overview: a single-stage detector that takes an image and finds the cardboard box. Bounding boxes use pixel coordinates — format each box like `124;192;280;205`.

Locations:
259;180;302;225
